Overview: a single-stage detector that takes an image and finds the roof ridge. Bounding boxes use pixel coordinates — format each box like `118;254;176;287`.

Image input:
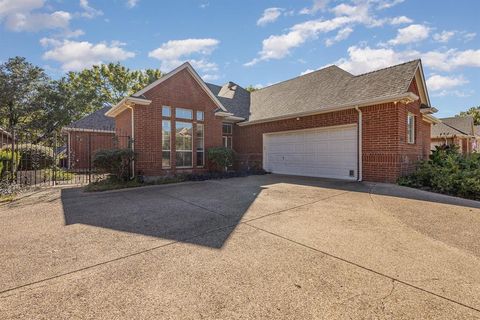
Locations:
251;65;351;94
441;122;470;136
353;59;420;77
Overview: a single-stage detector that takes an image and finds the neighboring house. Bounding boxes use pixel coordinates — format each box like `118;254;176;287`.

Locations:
0;127;13;147
106;59;438;183
62;107;116;170
431;116;478;154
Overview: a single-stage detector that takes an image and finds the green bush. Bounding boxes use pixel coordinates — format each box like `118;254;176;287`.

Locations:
0;149;21;179
93;148;134;181
398;145;480;200
207;147;234;172
1;144;54;170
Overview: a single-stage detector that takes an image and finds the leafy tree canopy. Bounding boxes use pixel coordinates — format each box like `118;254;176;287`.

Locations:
245;85;260;92
0;57;48;139
457;106;480;125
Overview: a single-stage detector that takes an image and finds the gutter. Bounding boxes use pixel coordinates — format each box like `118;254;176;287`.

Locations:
355;106;363;182
238;92;419;126
126;105;135;179
105;97;152;118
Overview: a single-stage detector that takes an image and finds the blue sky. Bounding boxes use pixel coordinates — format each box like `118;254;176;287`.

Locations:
1;0;479;117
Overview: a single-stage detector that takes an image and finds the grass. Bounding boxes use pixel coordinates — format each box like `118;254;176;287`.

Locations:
44;168;75;181
0;194;15;203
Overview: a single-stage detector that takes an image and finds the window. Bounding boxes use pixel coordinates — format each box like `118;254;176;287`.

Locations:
407;113;415;144
196;124;204;167
175;122;193;167
176;108;193;120
162;106;171;117
196;111;204;121
162;120;171;168
223;136;232;149
222;123;232;135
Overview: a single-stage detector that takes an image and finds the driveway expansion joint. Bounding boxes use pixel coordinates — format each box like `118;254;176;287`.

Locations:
244;223;480;314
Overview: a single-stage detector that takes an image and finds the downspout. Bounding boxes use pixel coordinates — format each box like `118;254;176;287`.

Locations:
126;105;135;179
355;106;363;181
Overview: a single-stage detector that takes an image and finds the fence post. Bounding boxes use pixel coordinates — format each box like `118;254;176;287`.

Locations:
9;127;15;183
88;133;92;184
53;132;57;186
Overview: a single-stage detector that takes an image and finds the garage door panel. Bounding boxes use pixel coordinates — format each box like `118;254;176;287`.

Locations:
264;125;358;180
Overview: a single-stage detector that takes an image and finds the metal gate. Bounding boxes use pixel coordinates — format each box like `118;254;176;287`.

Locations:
0;128;131;187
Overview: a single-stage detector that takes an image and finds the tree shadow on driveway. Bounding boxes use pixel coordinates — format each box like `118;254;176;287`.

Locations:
60;175;480;249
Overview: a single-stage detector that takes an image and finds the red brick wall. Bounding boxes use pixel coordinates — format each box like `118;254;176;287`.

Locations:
235;92;430;182
234;109;358;170
115;108;132;148
116;68;223;176
68;131;116;170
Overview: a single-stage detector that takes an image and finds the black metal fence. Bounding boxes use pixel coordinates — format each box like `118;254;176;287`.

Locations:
0;127;130;187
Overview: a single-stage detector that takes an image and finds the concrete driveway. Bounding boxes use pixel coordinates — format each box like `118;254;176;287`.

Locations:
1;174;480;319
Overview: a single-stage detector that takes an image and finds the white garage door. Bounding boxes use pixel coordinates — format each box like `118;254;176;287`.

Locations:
263;124;358;180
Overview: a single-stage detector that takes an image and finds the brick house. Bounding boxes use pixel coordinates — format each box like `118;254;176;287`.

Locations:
106;59;438;183
431;116;479;154
0;127;13;147
63;107;117;170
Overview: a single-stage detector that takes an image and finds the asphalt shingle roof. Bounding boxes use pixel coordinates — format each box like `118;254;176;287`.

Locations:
205;60;421;122
244;60;421;122
431;116;475;137
206;82;251;119
65;106;115;131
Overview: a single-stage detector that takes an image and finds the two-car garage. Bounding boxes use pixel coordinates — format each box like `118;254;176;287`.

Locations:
262;124;358;181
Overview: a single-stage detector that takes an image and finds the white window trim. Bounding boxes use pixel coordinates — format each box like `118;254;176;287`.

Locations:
407;112;415;144
162;119;171;169
222;123;233;135
175;121;193;168
223;135;233;149
176;107;193;120
196;123;205;168
162;105;171;118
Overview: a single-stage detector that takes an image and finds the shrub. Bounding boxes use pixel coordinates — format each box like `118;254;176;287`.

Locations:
93;148;134;181
0;149;21;179
207;147;234;172
1;144;54;170
398;145;480;200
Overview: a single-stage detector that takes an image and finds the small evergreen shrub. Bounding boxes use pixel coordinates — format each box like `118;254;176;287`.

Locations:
207;147;234;172
398;145;480;200
93;148;134;181
2;144;53;170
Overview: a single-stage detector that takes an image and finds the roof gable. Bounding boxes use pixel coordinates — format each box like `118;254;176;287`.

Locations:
438;116;475;136
133;62;227;112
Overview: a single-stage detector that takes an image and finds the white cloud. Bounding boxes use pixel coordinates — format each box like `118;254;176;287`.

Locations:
335;45;419;74
426;74;468;91
432;89;472;98
257;7;283;26
0;0;72;31
300;68;315;75
126;0;139;8
462;32;476;42
246;0;391;66
201;73;219;81
42;40;135;71
148;38;220;73
387;24;430;45
375;0;405;10
389;16;412;25
79;0;102;18
325;27;353;46
422;49;480;71
299;0;330;15
433;30;455;43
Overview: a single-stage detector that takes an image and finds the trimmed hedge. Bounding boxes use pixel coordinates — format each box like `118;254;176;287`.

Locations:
398;145;480;200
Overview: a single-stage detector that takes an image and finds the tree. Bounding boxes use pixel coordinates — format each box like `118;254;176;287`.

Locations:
65;62;163;113
245;85;260;92
457;106;480;125
0;57;49;178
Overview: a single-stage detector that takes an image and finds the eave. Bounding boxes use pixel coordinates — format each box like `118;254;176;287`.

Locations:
105;97;152;118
